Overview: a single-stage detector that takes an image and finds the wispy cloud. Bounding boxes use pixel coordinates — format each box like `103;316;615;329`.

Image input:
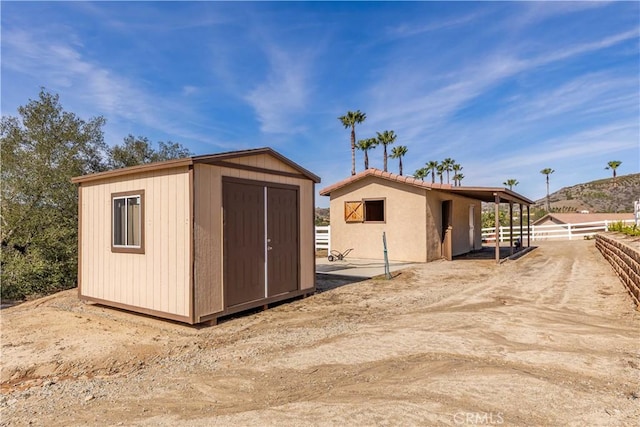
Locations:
388;12;483;38
363;26;638;146
2;27;225;147
510;1;614;30
244;45;312;134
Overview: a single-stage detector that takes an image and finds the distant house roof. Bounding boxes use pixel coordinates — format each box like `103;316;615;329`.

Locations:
319;168;533;205
533;212;634;225
72;147;321;184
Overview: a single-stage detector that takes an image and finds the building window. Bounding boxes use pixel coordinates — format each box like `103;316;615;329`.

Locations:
364;199;385;222
344;198;385;223
112;190;144;253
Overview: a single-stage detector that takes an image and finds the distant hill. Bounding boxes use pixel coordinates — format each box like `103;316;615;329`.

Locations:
315;207;330;225
534;173;640;213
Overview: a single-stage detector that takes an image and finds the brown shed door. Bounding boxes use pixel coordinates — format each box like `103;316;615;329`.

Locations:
267;187;299;297
223;179;299;307
223;181;266;307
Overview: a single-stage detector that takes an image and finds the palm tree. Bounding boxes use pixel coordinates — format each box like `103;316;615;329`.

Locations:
452;163;463;186
390;145;408;175
442;158;455;184
503;179;519;190
540;168;555;212
356;137;378;170
413;168;427;181
338;110;366;176
425;161;439;183
453;173;465;186
436;163;445;184
605;160;622;187
376;130;397;172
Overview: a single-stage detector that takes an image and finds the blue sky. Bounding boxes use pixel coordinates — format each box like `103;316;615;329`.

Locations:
2;1;638;207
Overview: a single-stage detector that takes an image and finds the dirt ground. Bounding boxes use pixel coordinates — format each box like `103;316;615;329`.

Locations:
1;240;639;426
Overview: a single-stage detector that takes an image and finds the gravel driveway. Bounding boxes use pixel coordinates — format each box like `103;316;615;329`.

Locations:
1;240;639;426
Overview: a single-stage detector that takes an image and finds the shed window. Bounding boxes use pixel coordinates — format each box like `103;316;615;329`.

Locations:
344;199;385;223
364;199;385;222
112;191;144;253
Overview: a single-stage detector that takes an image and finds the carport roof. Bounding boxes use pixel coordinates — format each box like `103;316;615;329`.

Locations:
319;168;533;205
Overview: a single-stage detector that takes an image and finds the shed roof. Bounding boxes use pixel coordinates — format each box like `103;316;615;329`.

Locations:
319;168;533;205
533;212;634;225
71;147;320;184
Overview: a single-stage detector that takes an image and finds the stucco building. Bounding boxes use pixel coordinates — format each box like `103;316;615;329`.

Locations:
319;169;532;263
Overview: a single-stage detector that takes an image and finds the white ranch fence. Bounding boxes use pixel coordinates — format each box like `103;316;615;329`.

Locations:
314;220;635;250
315;225;330;251
482;219;636;243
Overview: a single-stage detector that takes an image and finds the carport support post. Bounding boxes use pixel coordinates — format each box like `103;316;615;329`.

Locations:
519;203;524;250
527;205;531;247
494;193;500;263
509;201;514;256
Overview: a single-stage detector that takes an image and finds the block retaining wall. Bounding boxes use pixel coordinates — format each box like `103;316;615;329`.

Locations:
595;233;640;307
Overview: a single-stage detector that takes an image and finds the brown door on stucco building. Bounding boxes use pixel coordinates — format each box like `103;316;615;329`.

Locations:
223;179;299;307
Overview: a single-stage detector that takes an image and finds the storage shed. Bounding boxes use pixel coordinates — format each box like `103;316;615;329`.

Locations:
319;169;533;263
72;148;320;324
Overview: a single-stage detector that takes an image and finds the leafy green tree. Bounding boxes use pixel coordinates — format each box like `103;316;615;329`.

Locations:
413;167;427;181
1;89;107;300
503;179;519;190
482;210;509;229
338;110;366;176
540;168;555;211
109;135;192;169
425;160;439;183
356;137;377;170
376;130;397;172
605;160;622;187
390;145;408;176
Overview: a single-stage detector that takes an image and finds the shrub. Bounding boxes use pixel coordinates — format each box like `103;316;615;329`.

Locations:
609;221;640;236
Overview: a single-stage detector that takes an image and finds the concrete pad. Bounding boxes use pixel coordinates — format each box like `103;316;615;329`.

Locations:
316;257;418;279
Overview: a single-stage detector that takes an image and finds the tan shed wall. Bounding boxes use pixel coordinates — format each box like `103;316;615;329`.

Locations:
329;177;428;262
79;166;191;317
193;159;315;321
221;153;301;174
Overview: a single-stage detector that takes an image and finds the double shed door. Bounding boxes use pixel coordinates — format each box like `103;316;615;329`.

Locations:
223;178;299;308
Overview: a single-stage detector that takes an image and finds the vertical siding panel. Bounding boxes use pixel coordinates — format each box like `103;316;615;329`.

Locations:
194;165;224;319
168;173;177;314
299;180;313;289
92;184;98;299
213;167;223;313
83;187;90;297
175;172;187;316
153;172;162;310
147;171;161;308
84;187;92;297
185;171;191;315
99;183;106;300
135;176;144;307
184;170;191;315
107;182;113;301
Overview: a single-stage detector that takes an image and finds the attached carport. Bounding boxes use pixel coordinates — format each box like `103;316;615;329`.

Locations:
446;187;534;263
